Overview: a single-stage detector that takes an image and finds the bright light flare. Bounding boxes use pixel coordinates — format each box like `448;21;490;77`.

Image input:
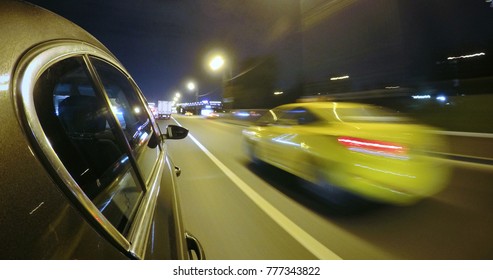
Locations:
447;52;485;60
330;75;349;81
412;95;431;99
436;95;447;102
209;55;225;71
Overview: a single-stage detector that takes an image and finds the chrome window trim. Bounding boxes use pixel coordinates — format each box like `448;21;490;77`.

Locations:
85;52;164;259
85;56;155;192
14;41;132;253
83;56;149;194
127;148;166;258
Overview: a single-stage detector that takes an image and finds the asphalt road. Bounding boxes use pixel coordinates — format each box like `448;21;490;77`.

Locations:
158;115;493;260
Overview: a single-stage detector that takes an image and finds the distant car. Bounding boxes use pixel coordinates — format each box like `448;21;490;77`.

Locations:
185;111;193;116
206;111;220;119
148;102;159;119
242;102;450;206
0;0;204;259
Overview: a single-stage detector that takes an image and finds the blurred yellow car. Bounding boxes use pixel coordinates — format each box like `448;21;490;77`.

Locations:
242;102;450;205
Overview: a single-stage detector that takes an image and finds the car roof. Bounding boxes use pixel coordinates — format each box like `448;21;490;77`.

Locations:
0;1;110;81
0;1;121;216
275;101;370;110
0;0;118;142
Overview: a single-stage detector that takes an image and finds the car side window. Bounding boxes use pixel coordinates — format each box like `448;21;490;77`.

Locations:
34;56;143;235
255;109;279;125
277;107;318;125
90;57;160;184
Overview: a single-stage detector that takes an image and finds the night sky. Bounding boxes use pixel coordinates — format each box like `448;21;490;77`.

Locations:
300;0;493;91
24;0;493;104
26;0;302;103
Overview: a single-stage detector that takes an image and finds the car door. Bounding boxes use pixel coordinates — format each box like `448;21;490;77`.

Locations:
89;57;203;259
88;57;190;259
252;108;285;164
19;41;194;259
268;107;320;174
265;107;300;169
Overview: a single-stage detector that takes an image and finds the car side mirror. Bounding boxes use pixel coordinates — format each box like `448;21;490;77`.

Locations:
163;124;188;140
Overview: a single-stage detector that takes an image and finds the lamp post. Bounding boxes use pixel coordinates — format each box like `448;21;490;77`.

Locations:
209;54;231;107
187;81;198;102
173;92;182;114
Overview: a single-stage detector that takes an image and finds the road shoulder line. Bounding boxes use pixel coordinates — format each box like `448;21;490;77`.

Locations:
178;126;341;259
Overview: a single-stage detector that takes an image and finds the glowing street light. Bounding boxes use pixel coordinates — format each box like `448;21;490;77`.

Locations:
330;75;350;81
186;81;199;102
447;52;485;60
173;91;181;103
206;52;230;106
209;55;225;71
187;82;196;91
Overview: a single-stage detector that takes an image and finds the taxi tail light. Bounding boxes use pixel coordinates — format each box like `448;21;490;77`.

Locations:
337;136;408;156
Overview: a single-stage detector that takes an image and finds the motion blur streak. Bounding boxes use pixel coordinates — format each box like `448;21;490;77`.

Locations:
173;119;342;260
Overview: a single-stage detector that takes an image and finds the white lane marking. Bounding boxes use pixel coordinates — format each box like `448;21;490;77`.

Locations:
174;119;341;259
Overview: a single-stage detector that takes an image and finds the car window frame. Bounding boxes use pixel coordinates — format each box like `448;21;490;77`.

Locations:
14;40;166;259
274;106;319;126
87;56;163;187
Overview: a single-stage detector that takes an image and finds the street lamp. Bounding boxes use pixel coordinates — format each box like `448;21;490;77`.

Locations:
173;92;180;102
208;53;232;108
209;55;225;71
187;81;198;102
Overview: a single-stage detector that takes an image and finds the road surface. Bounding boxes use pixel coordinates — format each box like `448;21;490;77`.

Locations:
158;115;493;260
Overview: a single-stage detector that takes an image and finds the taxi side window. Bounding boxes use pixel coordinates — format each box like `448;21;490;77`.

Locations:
34;56;144;235
256;109;279;125
278;107;318;125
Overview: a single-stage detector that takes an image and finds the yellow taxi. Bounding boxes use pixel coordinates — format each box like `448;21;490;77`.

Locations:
242;102;450;205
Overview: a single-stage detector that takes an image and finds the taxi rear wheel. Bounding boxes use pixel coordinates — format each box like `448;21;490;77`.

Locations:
310;159;373;213
245;140;262;165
